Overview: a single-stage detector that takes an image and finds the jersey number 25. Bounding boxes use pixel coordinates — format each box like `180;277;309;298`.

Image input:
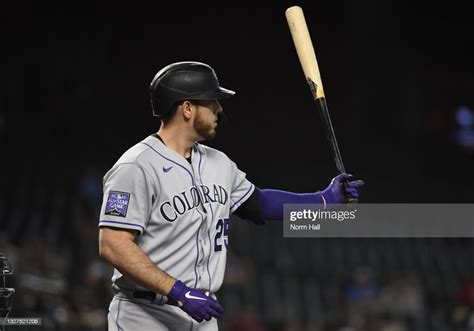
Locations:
214;218;229;252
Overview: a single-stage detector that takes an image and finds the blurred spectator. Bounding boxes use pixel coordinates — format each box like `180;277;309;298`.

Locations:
78;166;102;212
378;272;425;330
343;266;380;331
223;251;250;286
452;274;474;331
224;311;266;331
345;266;380;304
456;275;474;308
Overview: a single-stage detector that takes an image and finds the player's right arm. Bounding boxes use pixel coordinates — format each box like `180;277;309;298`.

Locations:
99;227;175;295
98;163;175;294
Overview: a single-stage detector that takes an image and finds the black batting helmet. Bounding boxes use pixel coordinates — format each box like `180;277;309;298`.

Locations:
149;61;235;117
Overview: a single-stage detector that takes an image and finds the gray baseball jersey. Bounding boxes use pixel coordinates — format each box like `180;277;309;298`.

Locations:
99;134;254;298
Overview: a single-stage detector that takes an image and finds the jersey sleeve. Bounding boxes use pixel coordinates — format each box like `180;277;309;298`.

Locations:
99;163;154;235
229;160;255;214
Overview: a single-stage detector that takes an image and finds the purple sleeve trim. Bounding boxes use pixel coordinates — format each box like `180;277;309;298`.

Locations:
230;184;255;211
99;220;145;232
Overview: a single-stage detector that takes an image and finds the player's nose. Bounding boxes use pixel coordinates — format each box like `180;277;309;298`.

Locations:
215;100;223;113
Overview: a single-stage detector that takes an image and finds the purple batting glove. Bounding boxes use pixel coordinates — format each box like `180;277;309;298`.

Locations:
321;173;364;204
167;280;223;323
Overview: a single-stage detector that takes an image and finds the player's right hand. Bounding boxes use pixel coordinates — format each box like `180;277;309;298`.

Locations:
322;173;364;203
167;280;224;322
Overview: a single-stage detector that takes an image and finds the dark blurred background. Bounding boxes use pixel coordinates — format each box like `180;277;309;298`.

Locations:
2;0;473;330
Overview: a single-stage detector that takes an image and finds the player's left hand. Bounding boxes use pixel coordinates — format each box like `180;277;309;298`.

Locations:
321;173;364;203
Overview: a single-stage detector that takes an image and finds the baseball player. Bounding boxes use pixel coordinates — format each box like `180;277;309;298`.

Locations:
98;61;363;330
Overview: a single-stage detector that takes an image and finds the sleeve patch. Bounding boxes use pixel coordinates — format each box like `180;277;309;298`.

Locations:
105;191;131;217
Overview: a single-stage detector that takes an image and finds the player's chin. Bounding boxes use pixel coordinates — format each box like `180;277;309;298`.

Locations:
197;127;217;141
205;129;217;141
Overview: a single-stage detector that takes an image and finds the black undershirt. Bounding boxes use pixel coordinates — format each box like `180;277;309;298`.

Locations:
234;189;264;224
150;134;264;224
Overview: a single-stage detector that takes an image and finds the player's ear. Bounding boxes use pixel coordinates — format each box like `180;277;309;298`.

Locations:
182;100;194;120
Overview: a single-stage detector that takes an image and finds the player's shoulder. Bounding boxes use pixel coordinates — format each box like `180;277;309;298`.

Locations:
103;136;161;181
114;139;150;165
106;135;160;170
196;143;232;163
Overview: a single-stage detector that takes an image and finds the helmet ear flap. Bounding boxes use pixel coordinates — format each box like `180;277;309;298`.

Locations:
150;92;159;117
150;74;163;117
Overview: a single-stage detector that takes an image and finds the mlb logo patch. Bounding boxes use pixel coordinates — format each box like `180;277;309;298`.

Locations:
105;191;130;217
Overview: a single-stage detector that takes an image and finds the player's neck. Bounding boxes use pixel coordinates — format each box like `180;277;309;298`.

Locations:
157;127;195;158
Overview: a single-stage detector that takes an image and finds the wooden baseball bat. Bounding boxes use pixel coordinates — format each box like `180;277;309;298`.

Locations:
285;6;357;203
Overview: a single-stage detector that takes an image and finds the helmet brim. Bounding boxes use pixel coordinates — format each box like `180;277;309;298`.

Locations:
200;86;235;99
216;86;235;98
